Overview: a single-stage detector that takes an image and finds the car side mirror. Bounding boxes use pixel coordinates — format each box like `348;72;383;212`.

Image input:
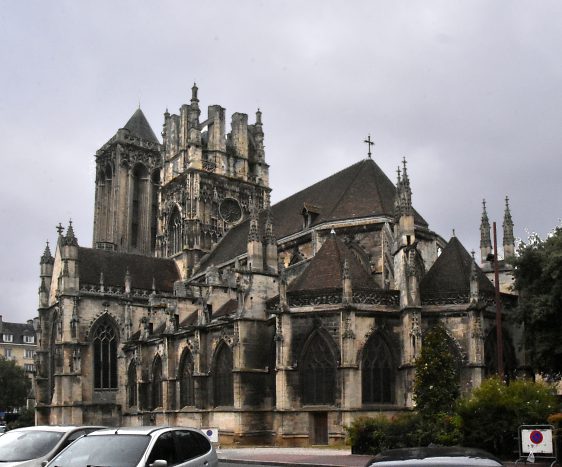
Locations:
149;460;167;467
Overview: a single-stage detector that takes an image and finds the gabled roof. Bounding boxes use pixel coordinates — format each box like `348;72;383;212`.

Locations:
288;234;377;292
199;158;428;270
78;247;180;293
122;108;160;144
420;236;495;296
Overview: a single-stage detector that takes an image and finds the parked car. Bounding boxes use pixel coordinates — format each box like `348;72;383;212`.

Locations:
0;425;105;467
366;446;504;466
46;426;219;467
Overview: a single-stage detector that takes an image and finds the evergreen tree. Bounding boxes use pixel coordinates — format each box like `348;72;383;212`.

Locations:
0;357;31;412
413;326;460;417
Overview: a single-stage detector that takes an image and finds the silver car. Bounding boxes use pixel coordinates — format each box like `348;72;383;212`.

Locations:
0;425;104;467
46;426;219;467
366;446;504;466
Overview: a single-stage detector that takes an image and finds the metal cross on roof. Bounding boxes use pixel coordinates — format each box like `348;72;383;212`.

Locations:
364;134;374;159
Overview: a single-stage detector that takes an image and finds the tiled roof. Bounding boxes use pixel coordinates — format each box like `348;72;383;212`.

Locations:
78;247;180;293
123;108;160;144
288;234;377;292
420;236;495;296
200;158;428;270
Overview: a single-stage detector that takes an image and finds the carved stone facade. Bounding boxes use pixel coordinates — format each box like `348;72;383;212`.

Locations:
36;87;521;445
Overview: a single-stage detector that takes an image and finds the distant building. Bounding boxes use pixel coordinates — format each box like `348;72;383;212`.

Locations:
0;315;37;408
35;86;521;445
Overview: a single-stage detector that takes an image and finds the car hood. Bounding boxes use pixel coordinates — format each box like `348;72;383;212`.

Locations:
0;458;46;467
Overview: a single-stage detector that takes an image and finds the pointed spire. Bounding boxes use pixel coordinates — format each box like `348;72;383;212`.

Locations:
123;107;159;143
503;195;515;259
264;210;276;245
256;108;262;126
503;196;514;245
64;220;78;247
480;199;492;262
40;241;54;265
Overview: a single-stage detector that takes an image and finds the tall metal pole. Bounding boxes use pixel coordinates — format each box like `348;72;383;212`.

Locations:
493;222;504;379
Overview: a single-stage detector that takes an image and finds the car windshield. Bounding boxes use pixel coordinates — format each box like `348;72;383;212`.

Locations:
0;430;64;461
49;434;150;467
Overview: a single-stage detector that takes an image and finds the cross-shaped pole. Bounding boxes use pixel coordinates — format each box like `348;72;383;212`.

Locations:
364;134;374;159
56;223;64;235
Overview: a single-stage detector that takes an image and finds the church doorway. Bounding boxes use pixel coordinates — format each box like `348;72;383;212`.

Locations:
310;412;328;445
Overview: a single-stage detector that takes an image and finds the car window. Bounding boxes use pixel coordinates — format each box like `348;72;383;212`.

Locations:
0;430;64;462
174;430;209;464
48;434;150;467
57;429;86;453
147;432;176;466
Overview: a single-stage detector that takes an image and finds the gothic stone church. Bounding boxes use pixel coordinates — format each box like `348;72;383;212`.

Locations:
36;86;520;445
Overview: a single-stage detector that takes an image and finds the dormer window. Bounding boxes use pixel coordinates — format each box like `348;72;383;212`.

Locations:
23;335;34;344
3;334;13;343
301;203;320;229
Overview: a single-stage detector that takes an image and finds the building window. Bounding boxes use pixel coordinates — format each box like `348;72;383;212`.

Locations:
300;333;337;405
179;349;195;407
24;349;35;359
127;361;137;408
3;334;13;343
151;356;163;410
362;334;395;404
23;335;34;344
24;364;35;372
4;348;12;358
213;344;233;407
92;319;118;389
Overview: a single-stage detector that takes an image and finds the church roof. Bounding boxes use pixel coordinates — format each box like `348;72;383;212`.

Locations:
420;236;495;296
78;247;180;293
200;158;428;269
288;233;377;292
122;108;160;144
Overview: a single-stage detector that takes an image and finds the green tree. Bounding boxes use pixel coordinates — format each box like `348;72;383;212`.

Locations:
511;225;562;377
413;325;461;418
0;357;31;411
457;377;558;457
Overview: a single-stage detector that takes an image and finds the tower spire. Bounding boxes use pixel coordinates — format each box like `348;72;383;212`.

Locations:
503;196;515;259
480;199;492;262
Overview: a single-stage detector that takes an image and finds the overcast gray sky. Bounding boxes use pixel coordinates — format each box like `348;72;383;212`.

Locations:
1;1;561;323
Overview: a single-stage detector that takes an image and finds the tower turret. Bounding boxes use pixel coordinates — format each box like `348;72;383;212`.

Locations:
247;206;263;272
503;196;515;259
39;241;54;308
394;158;415;247
264;209;278;273
480;199;492;263
59;221;80;293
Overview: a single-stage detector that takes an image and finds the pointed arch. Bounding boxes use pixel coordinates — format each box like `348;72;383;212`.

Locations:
178;348;195;408
151;355;163;410
127;360;137;407
212;342;233;407
90;315;119;390
300;329;337;405
361;331;396;404
168;204;182;256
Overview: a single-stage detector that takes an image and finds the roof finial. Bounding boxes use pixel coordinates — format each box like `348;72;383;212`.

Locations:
364;134;374;159
452;228;456;237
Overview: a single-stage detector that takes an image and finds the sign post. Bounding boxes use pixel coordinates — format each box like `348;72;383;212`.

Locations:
516;425;557;466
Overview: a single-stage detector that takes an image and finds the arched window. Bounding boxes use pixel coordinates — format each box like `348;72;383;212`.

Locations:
213;344;233;407
362;334;395;404
300;332;337;405
151;355;163;410
150;170;160;252
179;349;194;407
131;164;149;249
127;360;137;407
168;206;182;256
92;318;118;389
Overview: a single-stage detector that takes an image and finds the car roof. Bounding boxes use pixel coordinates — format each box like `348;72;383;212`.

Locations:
87;426;202;436
9;425;105;434
368;446;503;466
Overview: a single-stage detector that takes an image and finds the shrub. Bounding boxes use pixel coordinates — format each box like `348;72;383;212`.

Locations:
457;377;558;458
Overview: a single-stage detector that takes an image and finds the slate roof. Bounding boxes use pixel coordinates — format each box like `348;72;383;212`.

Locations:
200;158;428;270
122;108;160;144
0;321;35;343
420;236;495;296
288;234;377;292
78;247;180;293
